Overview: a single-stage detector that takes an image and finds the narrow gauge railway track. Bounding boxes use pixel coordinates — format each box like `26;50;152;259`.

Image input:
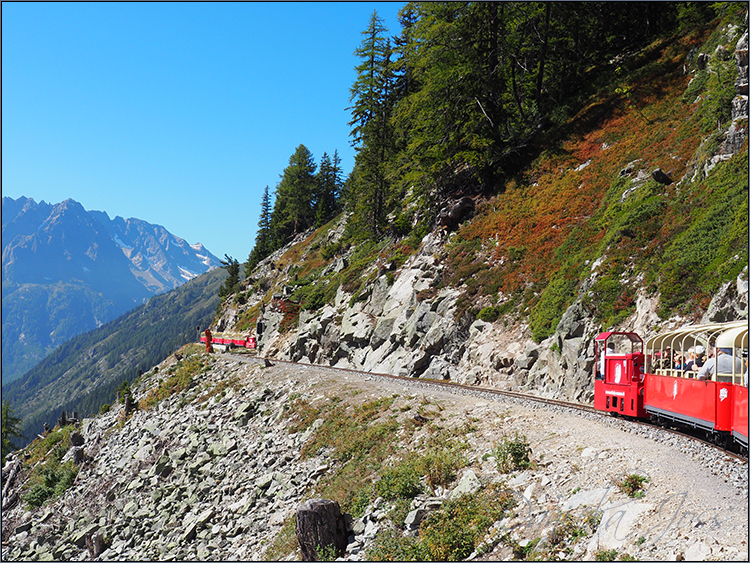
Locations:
226;351;747;464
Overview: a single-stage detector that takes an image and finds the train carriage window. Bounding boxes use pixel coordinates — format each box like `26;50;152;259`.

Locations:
603;334;643;355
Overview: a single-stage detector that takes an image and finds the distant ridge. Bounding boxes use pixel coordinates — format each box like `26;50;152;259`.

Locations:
2;267;227;446
2;196;222;382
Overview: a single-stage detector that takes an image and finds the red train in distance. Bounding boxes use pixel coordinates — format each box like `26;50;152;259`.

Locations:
200;331;257;350
595;320;748;454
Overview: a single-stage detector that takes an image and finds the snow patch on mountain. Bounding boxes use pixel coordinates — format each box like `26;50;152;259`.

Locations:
179;266;199;281
113;234;133;250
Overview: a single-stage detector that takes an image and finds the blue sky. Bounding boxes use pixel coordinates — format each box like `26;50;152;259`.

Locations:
2;2;404;261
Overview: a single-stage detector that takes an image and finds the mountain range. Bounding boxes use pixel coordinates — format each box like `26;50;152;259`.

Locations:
2;196;221;383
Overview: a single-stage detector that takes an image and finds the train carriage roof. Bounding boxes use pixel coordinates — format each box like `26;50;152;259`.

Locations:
595;331;643;342
716;325;749;349
646;320;747;352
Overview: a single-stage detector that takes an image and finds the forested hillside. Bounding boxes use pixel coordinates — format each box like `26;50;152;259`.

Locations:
3;268;226;446
243;2;747;324
218;2;747;400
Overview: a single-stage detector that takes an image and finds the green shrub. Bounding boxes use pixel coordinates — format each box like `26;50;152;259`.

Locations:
494;433;532;473
375;460;424;500
504;535;541;560
476;300;516;323
316;543;341;562
23;461;78;508
544;510;598;551
617;473;650;498
387;497;414;528
418;447;466;493
595;548;620;561
420;486;516;561
392;212;413;237
24;483;52;508
367;486;516;562
345;487;373;519
262;515;298;561
367;528;429;562
321;241;343;260
477;306;501;322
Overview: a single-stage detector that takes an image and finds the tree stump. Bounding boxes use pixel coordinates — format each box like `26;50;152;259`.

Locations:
295;498;348;561
124;393;136;416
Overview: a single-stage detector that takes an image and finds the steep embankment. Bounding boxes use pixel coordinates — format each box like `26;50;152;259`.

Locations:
1;348;747;562
215;19;748;404
3;267;227;446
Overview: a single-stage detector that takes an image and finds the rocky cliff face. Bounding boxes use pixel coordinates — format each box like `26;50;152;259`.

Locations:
222;229;746;406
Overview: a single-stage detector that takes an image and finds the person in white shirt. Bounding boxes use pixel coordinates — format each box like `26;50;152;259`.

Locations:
697;347;743;380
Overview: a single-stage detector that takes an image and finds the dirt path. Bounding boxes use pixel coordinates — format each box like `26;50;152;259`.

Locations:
253;356;748;561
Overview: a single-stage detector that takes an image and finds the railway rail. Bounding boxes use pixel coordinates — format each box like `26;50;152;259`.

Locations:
222;349;747;464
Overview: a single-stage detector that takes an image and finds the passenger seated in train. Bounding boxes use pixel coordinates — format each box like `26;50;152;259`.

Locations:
673;351;685;370
683;348;696;376
697;346;743;380
655;347;673;369
683;345;706;373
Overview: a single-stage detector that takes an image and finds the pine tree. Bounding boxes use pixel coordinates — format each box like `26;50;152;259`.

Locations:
218;254;240;299
348;11;397;239
314;150;343;227
269;145;317;249
246;186;272;274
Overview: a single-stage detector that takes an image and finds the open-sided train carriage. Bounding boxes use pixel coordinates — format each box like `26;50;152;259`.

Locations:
644;320;747;449
595;320;748;453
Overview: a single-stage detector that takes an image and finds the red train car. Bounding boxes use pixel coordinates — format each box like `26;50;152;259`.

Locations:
734;385;748;451
594;321;748;453
200;331;257;350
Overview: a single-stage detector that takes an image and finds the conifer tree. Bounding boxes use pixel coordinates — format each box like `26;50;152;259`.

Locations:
246;185;272;274
269;145;317;249
314;150;343;227
218;254;240;299
1;400;23;465
347;11;397;239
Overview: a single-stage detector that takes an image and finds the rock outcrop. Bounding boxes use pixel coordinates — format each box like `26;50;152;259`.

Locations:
239;213;748;406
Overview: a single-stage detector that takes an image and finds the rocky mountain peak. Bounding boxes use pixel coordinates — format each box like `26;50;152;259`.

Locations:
1;196;222;383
